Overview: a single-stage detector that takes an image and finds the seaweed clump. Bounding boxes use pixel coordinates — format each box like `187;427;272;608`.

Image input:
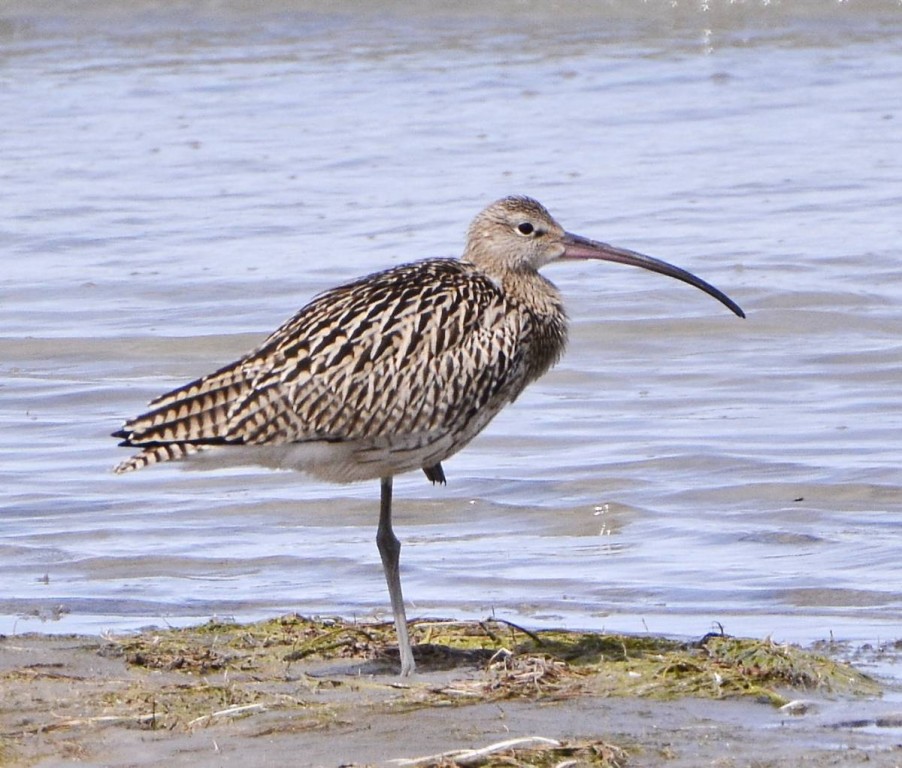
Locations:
107;615;880;707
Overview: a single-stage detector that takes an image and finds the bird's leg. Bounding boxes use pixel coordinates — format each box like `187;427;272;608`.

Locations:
376;476;415;676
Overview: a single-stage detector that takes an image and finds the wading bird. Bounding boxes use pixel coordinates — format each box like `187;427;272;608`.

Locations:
114;196;744;676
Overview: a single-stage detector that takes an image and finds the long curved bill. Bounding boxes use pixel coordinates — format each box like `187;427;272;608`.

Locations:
562;232;745;319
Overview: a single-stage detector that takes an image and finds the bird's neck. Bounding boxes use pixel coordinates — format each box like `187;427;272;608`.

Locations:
500;270;564;319
461;257;569;377
501;270;569;380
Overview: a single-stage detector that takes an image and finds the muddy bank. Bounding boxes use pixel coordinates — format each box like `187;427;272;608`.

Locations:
1;617;900;767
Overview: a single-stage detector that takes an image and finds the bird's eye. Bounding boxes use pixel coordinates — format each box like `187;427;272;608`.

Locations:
517;222;535;236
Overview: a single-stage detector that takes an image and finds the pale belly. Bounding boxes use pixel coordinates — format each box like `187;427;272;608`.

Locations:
174;390;513;483
180;419;489;484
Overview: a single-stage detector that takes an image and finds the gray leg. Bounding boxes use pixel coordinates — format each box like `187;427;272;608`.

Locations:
376;476;415;676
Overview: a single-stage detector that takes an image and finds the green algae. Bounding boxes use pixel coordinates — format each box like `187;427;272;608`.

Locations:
110;615;879;707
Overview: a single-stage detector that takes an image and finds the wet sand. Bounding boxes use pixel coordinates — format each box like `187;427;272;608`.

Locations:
2;621;900;767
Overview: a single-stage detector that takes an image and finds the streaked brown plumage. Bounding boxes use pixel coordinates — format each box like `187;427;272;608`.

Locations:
114;196;744;676
114;256;566;481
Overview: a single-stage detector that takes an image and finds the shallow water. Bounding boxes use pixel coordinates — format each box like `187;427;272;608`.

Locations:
1;0;900;677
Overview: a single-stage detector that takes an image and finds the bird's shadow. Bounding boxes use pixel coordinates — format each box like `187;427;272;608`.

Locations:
309;643;498;677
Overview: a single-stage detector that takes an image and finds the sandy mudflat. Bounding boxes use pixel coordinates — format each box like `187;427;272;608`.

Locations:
1;619;900;767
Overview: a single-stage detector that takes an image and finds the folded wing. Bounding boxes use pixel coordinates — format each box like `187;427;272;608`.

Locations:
114;260;529;475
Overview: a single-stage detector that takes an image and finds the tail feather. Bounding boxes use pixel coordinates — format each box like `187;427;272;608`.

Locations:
121;379;247;443
143;363;253;412
113;360;258;473
113;350;305;473
116;352;268;442
114;443;203;474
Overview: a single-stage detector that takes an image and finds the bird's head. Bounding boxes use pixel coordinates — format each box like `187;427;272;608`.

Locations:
463;196;745;318
464;196;567;272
